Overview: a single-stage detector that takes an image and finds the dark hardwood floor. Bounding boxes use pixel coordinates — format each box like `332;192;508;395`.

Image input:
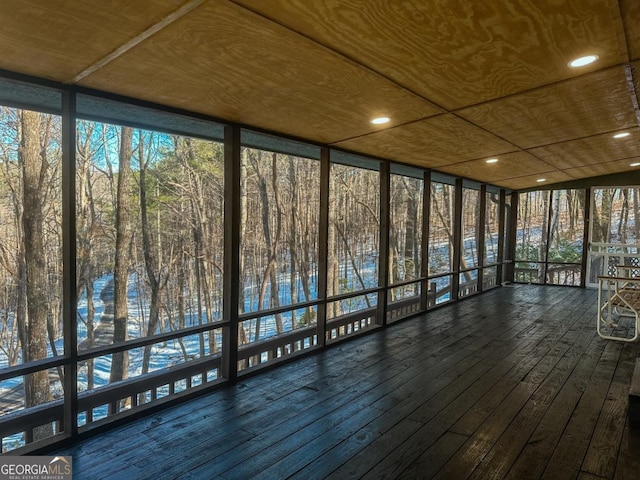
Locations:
57;285;640;479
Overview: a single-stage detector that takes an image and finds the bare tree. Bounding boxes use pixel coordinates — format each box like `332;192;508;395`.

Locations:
19;110;53;439
109;127;133;404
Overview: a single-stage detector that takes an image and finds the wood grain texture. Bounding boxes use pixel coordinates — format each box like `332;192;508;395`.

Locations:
580;343;637;478
621;0;640;60
78;1;441;144
334;114;517;169
458;67;638;149
528;128;640;169
0;0;187;82
561;157;640;180
54;286;639;480
0;1;637;189
438;152;555;183
234;0;625;110
498;171;574;190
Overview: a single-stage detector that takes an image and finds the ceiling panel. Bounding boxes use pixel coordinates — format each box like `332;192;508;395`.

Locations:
333;114;517;168
528;128;640;169
0;0;189;82
438;152;554;183
621;0;640;60
233;0;625;110
0;1;638;190
562;158;640;179
77;1;441;144
499;171;574;190
458;67;637;149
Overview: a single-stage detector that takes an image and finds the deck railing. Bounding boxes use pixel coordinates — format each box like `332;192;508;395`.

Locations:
1;267;505;453
326;307;378;342
237;326;318;372
514;263;581;285
0;355;223;453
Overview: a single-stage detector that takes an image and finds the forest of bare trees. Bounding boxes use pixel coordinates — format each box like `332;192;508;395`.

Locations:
516;190;585;284
0;107;445;445
0;103;555;450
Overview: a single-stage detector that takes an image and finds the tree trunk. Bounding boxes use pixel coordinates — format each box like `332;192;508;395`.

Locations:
139;134;163;378
327;184;341;318
109;127;133;406
538;192;550;282
19;110;53;440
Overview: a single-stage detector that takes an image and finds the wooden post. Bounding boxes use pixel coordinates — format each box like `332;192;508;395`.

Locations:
377;161;390;326
452;179;463;300
506;191;519;283
62;89;78;439
497;189;506;285
478;185;487;293
316;147;330;346
421;170;431;310
222;125;240;382
581;188;592;288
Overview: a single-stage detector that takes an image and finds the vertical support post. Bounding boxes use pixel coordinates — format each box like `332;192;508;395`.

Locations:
497;189;506;285
62;89;78;439
316;147;330;346
452;179;463;300
543;190;554;284
377;161;390;326
477;185;487;293
581;187;592;288
506;191;519;283
420;170;431;310
222;125;240;382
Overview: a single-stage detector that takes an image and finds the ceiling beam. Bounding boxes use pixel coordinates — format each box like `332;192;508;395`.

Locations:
70;0;207;84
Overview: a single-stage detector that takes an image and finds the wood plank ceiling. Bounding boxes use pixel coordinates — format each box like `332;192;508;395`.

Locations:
1;0;639;189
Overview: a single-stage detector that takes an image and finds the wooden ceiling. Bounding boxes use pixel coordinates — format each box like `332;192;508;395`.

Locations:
1;0;640;189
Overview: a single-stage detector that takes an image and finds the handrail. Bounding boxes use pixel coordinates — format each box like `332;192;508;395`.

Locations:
326;307;377;329
326;287;382;303
388;277;425;289
237;326;316;359
77;320;228;363
0;399;63;442
238;299;319;322
77;355;222;413
0;356;69;383
0;354;223;442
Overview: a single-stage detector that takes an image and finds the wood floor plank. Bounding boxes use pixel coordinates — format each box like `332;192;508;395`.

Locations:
466;323;598;480
293;417;425;480
352;290;592;479
503;334;607;480
430;299;594;480
580;342;638;479
50;286;639;480
265;330;525;479
613;422;640;480
540;340;626;480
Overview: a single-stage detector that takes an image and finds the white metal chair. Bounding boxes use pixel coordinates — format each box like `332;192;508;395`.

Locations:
597;266;640;342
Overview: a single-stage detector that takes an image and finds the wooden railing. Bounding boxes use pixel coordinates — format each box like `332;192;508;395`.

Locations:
0;355;222;453
387;296;421;322
1;267;505;453
426;271;497;305
514;263;581;285
237;326;318;372
326;307;377;342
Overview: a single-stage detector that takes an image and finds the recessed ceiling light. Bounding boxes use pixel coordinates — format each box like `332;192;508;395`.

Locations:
371;117;390;125
537;178;546;183
631;162;640;167
614;132;631;139
568;55;598;67
486;158;498;164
